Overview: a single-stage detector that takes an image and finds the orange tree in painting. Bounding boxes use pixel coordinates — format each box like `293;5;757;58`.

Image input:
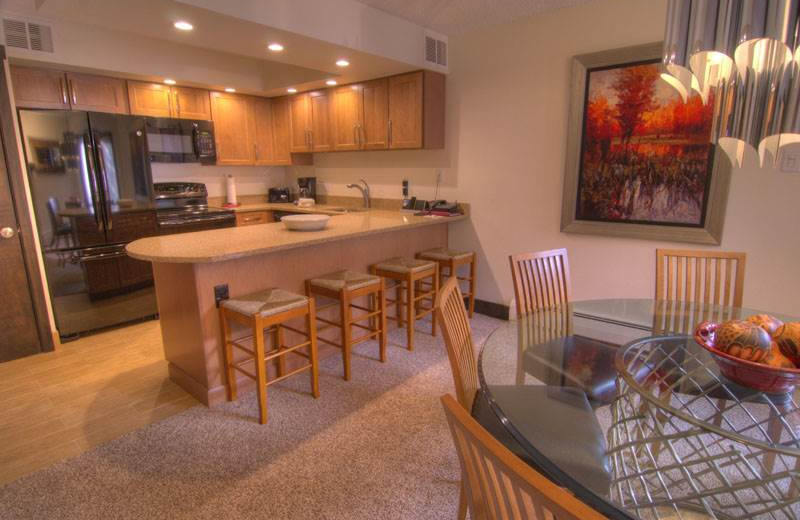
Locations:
611;64;659;148
577;60;713;226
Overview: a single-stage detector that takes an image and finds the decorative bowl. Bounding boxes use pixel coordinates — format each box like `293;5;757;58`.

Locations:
694;321;800;394
281;214;330;231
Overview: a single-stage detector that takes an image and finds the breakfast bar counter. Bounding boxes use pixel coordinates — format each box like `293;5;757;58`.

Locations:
126;210;467;405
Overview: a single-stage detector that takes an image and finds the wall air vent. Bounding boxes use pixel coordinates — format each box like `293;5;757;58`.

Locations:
2;18;53;52
424;35;447;67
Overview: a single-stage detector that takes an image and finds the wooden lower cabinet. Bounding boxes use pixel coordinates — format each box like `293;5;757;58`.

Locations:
236;210;273;226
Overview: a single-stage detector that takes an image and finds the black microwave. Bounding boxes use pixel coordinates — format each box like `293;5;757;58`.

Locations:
145;117;216;164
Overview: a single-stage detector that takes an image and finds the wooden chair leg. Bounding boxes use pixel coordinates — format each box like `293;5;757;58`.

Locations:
307;299;320;398
469;256;476;319
457;479;468;520
431;266;439;337
340;289;352;380
406;276;415;351
253;317;268;425
220;308;237;401
378;279;387;362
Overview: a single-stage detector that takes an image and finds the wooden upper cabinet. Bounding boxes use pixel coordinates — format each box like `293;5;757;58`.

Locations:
210;91;255;165
309;91;332;152
127;81;172;117
361;78;389;150
251;96;275;165
387;72;423;149
288;93;311;152
332;85;363;151
10;66;69;109
65;72;129;114
271;96;292;165
172;86;211;120
128;82;211;120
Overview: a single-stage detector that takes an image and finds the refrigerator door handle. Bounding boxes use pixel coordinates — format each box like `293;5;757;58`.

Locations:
83;136;104;232
93;133;113;231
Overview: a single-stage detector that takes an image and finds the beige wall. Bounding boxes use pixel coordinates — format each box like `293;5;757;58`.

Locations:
295;0;800;316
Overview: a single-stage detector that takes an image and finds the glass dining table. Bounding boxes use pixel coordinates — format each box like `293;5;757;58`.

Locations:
478;298;800;520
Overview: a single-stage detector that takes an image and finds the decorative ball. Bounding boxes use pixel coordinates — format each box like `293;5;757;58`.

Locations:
715;320;772;362
747;314;784;338
774;322;800;363
762;342;796;369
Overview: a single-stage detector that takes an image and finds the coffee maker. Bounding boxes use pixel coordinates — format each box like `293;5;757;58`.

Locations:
297;176;316;202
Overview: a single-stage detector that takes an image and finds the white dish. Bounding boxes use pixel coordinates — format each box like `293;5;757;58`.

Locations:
281;214;330;231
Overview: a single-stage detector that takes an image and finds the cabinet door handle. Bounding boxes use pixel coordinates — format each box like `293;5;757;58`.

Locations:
69;79;77;105
387;120;392;146
59;77;68;105
354;124;359;146
174;91;181;116
308;129;313;149
254;143;259;160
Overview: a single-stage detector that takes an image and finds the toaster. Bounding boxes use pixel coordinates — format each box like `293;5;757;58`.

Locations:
268;187;291;203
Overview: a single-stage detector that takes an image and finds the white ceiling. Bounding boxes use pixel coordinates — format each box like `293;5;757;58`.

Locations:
352;0;591;35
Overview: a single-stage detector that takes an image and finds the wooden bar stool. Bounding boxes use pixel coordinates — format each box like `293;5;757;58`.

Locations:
371;257;439;351
219;288;320;425
417;248;477;318
305;270;387;381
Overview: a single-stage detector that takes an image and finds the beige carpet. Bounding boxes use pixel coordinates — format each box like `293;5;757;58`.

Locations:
0;314;502;520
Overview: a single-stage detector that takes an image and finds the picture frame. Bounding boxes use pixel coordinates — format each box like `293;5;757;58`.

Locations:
560;42;731;245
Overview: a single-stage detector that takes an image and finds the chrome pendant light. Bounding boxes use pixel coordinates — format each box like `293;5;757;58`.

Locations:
662;0;800;167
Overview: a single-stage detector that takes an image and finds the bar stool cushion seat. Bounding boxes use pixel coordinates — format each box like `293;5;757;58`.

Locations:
418;247;473;262
374;257;435;274
222;288;308;317
309;270;380;292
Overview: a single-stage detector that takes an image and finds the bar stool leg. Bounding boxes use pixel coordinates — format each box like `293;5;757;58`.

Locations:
307;299;320;398
431;264;439;337
220;308;237;401
276;325;286;377
469;255;476;318
340;289;352;381
378;278;387;362
406;275;415;351
395;281;404;329
253;316;268;425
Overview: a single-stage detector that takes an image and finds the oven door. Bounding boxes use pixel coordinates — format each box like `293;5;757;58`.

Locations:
145;117;215;164
157;212;236;235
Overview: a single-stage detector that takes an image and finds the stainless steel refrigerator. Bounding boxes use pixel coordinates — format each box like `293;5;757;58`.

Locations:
18;109;159;340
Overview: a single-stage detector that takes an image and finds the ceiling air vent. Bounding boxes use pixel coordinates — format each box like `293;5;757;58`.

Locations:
2;18;53;52
3;18;28;49
424;35;447;67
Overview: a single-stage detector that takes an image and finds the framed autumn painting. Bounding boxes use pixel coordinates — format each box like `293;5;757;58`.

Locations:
561;42;731;245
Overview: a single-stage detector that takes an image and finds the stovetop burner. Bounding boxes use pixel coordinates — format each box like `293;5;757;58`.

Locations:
153;182;234;226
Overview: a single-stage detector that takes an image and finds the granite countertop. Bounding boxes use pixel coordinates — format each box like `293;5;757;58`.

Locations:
224;202;368;215
126;209;467;264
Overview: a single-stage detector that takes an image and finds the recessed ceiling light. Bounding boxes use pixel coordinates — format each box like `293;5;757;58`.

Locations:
164;78;177;85
173;20;193;31
335;59;350;67
325;80;337;86
224;87;236;93
268;43;284;52
287;88;297;93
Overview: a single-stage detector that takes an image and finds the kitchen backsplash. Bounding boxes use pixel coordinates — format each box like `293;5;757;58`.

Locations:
150;163;288;198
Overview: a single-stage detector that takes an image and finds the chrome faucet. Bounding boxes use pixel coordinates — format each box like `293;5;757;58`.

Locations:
346;179;371;208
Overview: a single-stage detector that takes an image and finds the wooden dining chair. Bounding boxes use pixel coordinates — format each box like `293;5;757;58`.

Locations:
434;276;480;520
509;248;571;318
655;249;746;308
441;393;607;520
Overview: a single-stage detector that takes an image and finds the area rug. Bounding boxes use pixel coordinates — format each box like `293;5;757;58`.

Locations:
0;314;502;520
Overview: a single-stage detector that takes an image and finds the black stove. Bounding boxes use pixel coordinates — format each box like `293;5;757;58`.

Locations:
153;182;235;233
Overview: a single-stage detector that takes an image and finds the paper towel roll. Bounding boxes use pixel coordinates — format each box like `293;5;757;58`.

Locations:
226;174;237;205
